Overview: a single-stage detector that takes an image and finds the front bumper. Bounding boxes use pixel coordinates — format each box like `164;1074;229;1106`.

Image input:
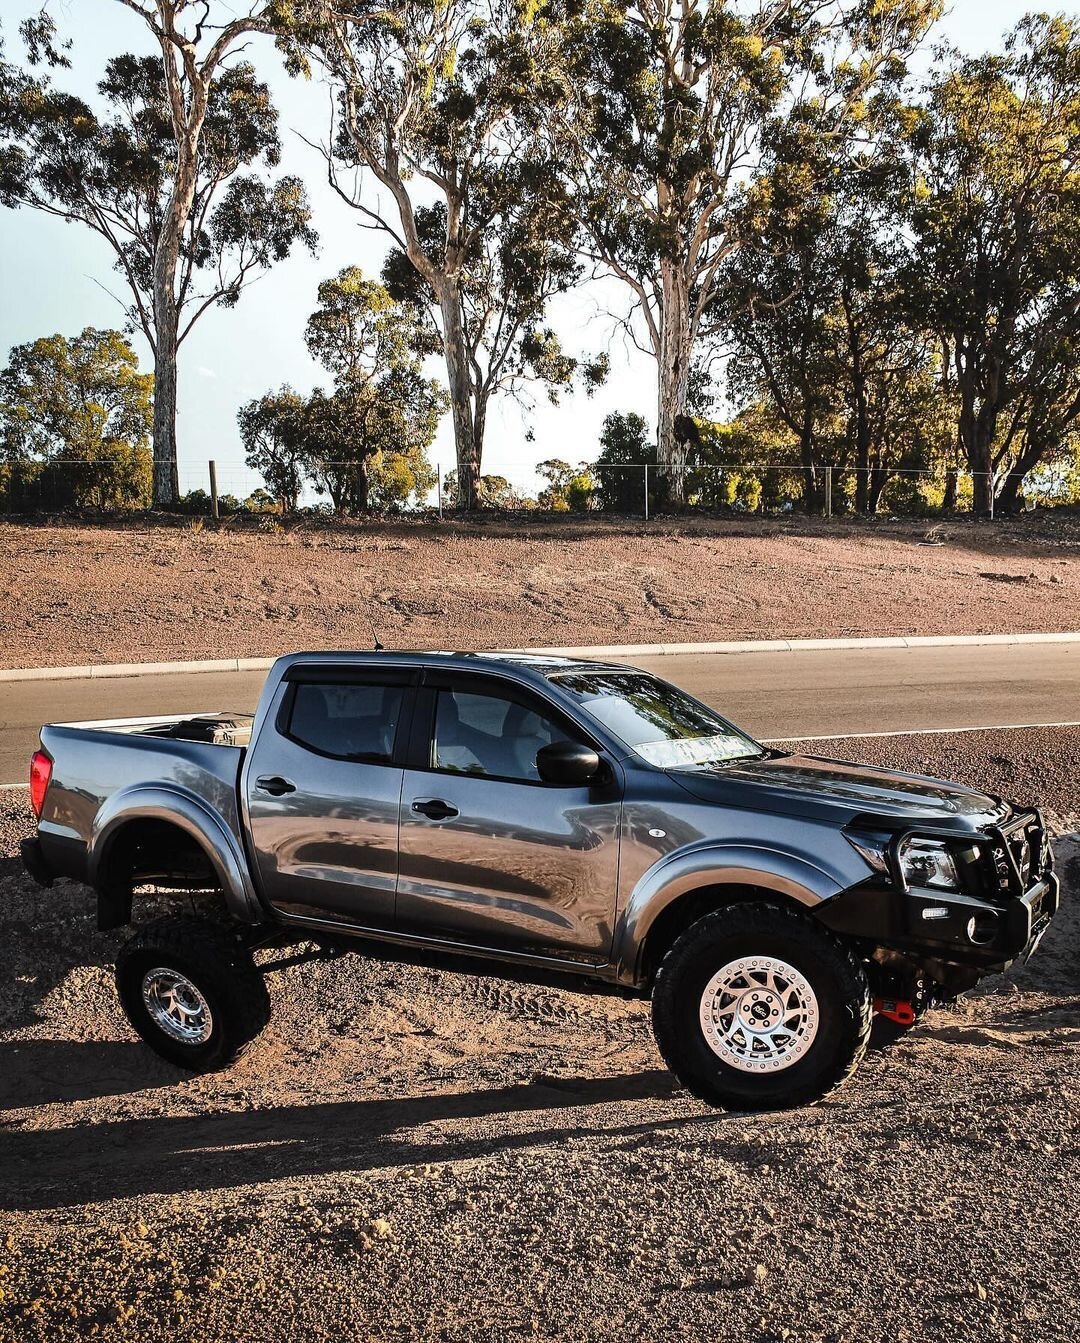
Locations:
818;808;1060;972
819;871;1059;967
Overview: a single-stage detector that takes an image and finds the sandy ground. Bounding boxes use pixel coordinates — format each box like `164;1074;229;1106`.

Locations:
1;730;1078;1342
2;511;1080;669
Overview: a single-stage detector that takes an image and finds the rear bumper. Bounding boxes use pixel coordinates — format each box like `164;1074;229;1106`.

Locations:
21;837;54;888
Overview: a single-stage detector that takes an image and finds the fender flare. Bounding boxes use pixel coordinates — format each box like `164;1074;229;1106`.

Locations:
612;843;843;984
88;785;262;924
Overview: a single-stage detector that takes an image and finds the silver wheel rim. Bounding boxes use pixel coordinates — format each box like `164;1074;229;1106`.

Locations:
699;955;819;1073
141;966;214;1045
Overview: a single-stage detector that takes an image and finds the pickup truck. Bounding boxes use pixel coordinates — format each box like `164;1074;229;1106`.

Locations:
21;650;1059;1110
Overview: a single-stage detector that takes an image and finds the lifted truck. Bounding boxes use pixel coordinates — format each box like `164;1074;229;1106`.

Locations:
21;651;1059;1110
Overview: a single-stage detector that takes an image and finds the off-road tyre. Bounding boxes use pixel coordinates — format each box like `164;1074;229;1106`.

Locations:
116;915;271;1072
651;902;872;1111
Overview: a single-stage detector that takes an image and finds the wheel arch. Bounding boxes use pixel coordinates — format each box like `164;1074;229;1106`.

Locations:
89;786;261;926
614;846;842;988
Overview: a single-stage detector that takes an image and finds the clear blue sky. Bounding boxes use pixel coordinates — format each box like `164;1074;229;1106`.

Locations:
0;1;1036;499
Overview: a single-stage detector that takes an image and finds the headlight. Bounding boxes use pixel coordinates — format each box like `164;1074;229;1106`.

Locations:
899;838;960;891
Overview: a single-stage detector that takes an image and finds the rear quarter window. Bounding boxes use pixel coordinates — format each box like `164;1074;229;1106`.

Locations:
287;682;405;763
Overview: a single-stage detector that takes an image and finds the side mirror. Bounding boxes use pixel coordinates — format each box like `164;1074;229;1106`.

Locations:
536;741;602;786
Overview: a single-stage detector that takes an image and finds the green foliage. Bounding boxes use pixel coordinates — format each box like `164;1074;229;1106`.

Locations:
238;388;308;512
0;328;152;509
442;471;532;509
537;458;596;511
241;271;447;513
905;13;1080;511
591;412;654;512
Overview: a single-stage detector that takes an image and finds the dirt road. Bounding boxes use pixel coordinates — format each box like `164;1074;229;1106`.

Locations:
1;730;1078;1343
3;511;1080;669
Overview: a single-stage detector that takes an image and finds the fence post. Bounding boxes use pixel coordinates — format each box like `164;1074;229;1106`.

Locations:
437;465;443;519
825;465;833;519
988;472;995;522
643;465;649;521
208;460;219;520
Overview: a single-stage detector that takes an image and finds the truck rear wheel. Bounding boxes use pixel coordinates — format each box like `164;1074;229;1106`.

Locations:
651;903;872;1110
116;915;271;1072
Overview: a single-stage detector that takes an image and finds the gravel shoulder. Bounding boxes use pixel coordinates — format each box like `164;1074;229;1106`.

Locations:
1;730;1078;1343
3;511;1080;669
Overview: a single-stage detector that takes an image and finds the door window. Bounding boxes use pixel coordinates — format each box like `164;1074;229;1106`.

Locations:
287;681;406;763
431;688;570;782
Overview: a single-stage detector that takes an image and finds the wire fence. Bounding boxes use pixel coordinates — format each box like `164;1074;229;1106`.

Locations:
1;455;1073;520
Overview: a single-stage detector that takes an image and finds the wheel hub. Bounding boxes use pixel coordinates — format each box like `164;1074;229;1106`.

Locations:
699;956;819;1073
141;966;213;1045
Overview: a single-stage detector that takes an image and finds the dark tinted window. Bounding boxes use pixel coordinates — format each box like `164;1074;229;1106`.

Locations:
432;689;568;782
552;670;761;768
288;682;405;763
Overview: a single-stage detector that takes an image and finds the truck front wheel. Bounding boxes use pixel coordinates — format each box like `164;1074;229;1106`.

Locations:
115;915;271;1072
651;903;872;1110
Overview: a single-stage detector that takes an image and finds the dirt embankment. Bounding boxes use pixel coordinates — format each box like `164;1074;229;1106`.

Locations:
1;731;1078;1343
2;512;1079;669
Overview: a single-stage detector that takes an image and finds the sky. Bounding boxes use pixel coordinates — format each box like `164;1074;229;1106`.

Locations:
0;1;1037;501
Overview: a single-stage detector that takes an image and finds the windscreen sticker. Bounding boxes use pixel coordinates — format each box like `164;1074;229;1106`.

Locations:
634;735;755;768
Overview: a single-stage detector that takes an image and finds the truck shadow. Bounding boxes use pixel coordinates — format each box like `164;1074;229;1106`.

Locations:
0;1063;704;1212
0;1040;178;1108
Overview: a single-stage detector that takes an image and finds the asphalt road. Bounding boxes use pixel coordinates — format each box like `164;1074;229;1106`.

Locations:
2;641;1078;783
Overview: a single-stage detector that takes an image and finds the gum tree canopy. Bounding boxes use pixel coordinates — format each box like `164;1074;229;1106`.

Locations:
0;5;316;507
284;0;606;510
0;327;154;508
565;0;938;500
906;14;1080;515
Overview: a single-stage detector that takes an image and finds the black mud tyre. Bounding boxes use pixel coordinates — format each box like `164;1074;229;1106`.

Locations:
651;903;872;1111
115;915;271;1072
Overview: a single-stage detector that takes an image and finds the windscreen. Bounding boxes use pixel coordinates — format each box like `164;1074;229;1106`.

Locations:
551;670;765;769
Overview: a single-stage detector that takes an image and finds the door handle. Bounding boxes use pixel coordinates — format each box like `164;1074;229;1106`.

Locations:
256;775;296;797
411;798;459;821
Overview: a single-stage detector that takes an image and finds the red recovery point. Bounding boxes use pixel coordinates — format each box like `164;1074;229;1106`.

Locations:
873;998;916;1026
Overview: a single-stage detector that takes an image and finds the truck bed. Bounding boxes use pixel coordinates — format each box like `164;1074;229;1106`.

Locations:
34;712;254;889
52;711;254;747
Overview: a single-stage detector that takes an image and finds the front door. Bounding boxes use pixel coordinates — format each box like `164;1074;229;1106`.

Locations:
245;668;414;926
396;676;623;963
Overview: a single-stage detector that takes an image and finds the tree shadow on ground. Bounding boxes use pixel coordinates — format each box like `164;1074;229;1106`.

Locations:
1;1062;705;1212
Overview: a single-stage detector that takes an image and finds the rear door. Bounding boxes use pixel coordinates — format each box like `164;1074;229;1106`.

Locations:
245;665;416;927
396;672;623;963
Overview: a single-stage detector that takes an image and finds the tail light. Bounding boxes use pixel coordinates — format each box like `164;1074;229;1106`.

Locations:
29;750;52;818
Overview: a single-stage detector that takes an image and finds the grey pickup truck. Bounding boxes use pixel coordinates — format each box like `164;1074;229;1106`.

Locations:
22;651;1059;1110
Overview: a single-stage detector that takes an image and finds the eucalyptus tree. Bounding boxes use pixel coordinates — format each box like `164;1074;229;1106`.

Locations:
721;129;945;513
906;14;1080;514
300;266;448;512
565;0;938;499
0;5;316;506
0;327;154;508
284;0;605;508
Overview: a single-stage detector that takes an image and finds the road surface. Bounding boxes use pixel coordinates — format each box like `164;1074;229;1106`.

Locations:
2;642;1077;784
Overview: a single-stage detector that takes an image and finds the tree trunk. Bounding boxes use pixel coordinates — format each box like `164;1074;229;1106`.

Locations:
942;467;957;512
436;280;480;510
657;258;692;505
853;380;870;514
868;467;888;513
799;411;819;514
996;440;1043;514
151;295;180;508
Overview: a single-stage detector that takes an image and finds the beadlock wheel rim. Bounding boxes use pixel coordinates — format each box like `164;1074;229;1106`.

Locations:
141;966;214;1045
699;956;819;1073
